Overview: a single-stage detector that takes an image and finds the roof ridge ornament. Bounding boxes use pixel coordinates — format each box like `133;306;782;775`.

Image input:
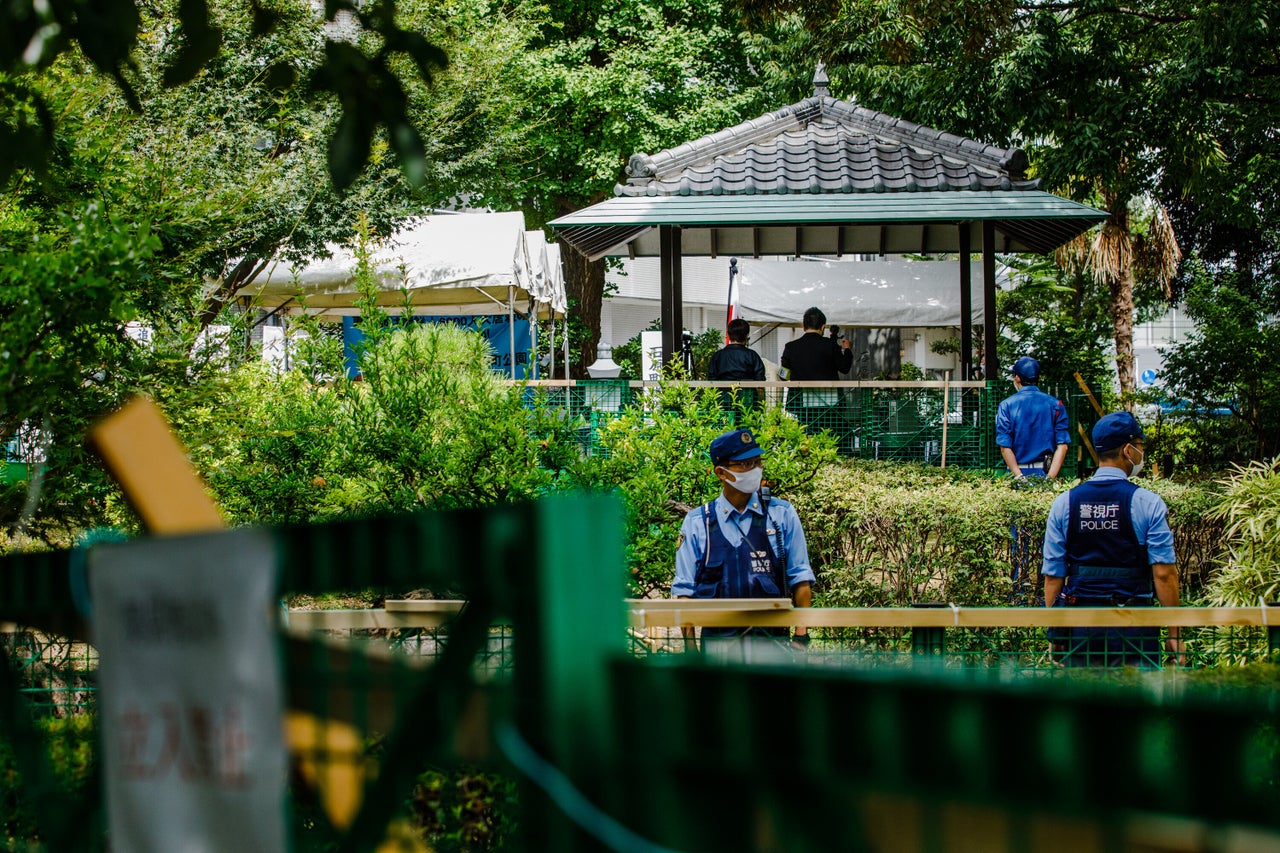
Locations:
812;62;830;99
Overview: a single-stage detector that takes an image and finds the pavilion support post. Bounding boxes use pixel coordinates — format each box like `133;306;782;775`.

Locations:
981;220;998;379
958;224;973;380
659;225;683;370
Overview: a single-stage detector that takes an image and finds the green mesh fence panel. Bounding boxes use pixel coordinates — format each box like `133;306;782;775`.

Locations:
521;379;1104;472
1;494;1277;852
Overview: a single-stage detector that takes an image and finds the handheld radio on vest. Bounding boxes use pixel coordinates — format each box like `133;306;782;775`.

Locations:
759;486;788;581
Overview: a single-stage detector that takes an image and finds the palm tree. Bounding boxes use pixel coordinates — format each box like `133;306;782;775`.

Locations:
1058;190;1181;401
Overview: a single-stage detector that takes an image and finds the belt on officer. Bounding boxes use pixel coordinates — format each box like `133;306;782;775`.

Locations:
1065;595;1153;607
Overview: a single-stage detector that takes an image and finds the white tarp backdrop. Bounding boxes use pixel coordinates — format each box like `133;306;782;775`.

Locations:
235;212;565;318
733;257;1006;327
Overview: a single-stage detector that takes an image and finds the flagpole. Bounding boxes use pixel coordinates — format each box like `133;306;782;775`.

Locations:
726;257;739;344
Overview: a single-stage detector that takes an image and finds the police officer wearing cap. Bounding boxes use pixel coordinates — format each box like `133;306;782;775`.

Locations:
995;356;1070;480
1041;412;1183;666
673;428;815;652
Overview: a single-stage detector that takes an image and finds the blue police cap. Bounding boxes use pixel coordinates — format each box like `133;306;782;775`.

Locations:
1006;356;1041;382
1092;412;1146;453
709;429;764;465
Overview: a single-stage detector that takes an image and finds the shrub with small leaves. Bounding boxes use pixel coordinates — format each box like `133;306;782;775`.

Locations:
1205;459;1280;607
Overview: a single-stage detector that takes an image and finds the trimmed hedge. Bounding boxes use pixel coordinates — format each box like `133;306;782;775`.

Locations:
792;462;1226;608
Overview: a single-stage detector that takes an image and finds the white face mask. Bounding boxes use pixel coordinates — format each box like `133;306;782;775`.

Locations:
721;465;763;494
1125;445;1145;477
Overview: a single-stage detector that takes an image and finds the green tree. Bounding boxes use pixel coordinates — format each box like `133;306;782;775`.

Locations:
996;256;1127;399
741;1;1273;394
1;0;447;189
467;0;788;375
1159;268;1280;461
0;0;535;537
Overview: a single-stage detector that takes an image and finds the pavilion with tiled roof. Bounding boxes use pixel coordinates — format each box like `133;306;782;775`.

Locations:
550;64;1106;378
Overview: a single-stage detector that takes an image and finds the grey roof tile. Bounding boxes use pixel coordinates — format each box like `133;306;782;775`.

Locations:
618;96;1037;198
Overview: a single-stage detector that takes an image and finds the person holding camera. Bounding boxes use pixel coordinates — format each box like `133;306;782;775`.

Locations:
779;306;853;380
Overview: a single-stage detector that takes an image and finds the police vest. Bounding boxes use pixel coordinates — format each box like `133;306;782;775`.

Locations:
692;497;786;601
1064;478;1152;602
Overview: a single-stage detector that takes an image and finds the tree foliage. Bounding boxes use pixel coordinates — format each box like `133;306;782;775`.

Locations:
1158;267;1280;462
466;0;794;374
0;0;549;538
741;1;1277;396
0;0;447;189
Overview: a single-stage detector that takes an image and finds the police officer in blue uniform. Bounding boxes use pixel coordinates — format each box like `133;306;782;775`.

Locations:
995;356;1070;480
673;429;815;653
1041;412;1183;666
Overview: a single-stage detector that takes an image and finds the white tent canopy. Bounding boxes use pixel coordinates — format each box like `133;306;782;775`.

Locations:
235;211;566;319
733;257;1008;328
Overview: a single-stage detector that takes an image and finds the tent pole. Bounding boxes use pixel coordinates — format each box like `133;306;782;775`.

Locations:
530;296;539;380
509;284;517;379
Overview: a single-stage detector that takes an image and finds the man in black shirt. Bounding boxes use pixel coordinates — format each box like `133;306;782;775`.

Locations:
780;307;852;380
707;318;766;381
707;318;766;415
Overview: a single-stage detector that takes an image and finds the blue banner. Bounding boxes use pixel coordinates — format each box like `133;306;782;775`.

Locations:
342;316;532;379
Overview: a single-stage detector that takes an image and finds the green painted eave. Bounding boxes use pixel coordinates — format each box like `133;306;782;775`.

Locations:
549;191;1107;260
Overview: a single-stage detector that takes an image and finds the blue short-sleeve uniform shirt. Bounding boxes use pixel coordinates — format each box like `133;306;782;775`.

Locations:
673;492;815;597
995;386;1070;464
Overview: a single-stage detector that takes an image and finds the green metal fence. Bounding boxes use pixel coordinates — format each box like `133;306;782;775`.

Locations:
2;499;1278;851
520;379;1101;472
0;630;97;715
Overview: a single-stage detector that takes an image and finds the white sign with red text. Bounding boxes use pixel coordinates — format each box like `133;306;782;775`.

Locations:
91;530;285;853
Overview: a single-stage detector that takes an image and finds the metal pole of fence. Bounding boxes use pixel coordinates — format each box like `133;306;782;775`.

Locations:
941;370;950;468
910;602;947;656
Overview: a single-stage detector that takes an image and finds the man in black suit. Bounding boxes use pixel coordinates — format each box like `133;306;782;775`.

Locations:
781;307;854;447
780;307;852;380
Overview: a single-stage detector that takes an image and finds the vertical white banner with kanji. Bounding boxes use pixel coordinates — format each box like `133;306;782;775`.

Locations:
91;530;286;853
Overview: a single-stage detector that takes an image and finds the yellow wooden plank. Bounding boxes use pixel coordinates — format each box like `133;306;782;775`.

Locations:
625;598;793;612
625;606;1273;629
295;603;1275;631
87;396;224;534
384;599;471;614
287;608;456;630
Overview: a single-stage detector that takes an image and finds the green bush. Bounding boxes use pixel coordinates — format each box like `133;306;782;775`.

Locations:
200;324;587;524
793;464;1227;608
410;768;518;851
191;348;1229;605
0;716;97;844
